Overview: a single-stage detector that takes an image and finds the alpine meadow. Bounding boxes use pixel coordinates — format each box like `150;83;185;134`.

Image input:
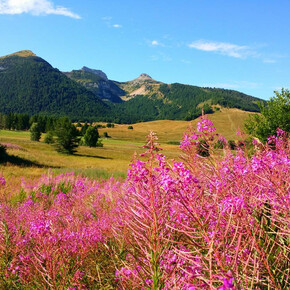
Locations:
0;1;289;289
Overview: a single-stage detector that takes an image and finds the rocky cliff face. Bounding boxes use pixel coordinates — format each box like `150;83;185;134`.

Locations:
64;67;125;103
81;66;108;81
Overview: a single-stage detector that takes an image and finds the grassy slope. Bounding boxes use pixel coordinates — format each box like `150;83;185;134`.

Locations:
0;108;254;185
97;108;254;142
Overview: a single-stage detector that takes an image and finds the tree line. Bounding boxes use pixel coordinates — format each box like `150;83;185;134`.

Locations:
0;113;101;155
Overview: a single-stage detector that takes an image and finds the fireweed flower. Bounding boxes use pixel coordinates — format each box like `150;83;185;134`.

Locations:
0;117;289;289
0;176;5;186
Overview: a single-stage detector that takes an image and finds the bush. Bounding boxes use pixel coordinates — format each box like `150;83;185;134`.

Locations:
128;126;133;130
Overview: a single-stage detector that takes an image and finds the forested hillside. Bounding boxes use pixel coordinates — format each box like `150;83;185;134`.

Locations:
107;83;261;123
0;50;263;123
0;51;109;121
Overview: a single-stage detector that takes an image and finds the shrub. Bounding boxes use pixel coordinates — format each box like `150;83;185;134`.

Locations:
128;126;133;130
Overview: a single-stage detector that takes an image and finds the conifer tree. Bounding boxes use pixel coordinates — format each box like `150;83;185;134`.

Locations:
84;126;99;147
30;122;41;141
54;117;80;154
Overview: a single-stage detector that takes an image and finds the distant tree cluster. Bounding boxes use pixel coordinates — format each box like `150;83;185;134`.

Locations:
0;112;102;155
0;113;56;132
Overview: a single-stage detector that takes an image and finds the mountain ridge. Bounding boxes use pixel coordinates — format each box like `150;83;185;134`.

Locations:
0;50;263;123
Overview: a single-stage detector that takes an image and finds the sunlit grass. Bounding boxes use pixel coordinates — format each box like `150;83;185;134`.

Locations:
0;108;253;181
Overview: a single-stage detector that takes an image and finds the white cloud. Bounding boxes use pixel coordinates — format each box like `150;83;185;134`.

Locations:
151;40;159;46
149;40;165;47
0;0;80;19
101;17;122;28
112;24;122;28
188;40;254;58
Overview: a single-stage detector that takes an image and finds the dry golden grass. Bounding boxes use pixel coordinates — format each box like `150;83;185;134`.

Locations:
0;108;254;183
97;108;254;142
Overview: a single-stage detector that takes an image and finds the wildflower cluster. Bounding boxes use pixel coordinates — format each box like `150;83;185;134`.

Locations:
0;174;122;288
0;117;289;289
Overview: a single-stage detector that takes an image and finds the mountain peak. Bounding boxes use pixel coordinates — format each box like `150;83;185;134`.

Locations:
130;73;156;84
0;50;36;59
137;73;153;80
81;66;108;81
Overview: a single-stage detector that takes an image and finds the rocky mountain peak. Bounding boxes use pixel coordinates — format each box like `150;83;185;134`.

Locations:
137;73;153;80
130;73;155;84
81;66;108;81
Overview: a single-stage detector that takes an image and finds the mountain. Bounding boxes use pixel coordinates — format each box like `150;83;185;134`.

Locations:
0;50;263;123
64;67;125;103
0;50;109;121
105;74;262;123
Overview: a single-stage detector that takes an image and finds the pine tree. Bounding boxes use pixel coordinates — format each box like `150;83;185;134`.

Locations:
54;117;80;154
30;122;41;141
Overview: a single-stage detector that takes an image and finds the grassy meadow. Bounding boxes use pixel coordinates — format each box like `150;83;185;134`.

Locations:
0;108;253;185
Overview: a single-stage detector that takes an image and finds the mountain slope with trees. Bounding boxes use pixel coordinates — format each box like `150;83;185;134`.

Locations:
0;51;109;121
0;50;263;123
107;81;262;123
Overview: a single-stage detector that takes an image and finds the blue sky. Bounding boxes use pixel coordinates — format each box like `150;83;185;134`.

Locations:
0;0;289;100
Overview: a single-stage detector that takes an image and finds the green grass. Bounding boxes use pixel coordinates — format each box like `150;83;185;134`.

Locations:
52;167;127;180
0;108;253;182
